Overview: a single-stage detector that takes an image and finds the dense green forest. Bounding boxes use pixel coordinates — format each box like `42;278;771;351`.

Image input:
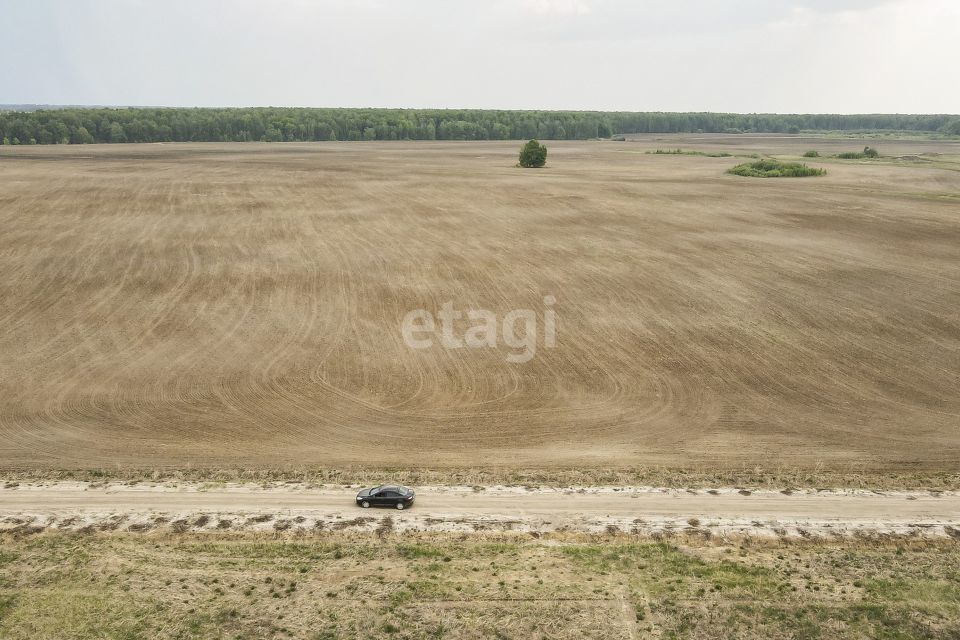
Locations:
1;107;958;144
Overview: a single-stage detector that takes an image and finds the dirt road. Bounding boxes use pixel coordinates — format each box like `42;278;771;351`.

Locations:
2;483;957;538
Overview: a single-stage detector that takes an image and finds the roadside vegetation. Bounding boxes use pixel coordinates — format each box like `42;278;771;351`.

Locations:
727;159;826;178
803;150;820;157
5;467;959;491
0;533;956;639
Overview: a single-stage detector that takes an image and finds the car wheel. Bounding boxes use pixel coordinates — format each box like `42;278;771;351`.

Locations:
361;500;370;508
395;502;405;510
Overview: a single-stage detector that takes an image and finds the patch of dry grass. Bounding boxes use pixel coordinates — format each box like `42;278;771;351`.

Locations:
4;465;959;491
0;532;957;639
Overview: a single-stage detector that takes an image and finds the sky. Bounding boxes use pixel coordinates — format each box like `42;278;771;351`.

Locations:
2;0;958;113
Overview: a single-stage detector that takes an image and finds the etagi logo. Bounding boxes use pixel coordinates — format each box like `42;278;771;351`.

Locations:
401;296;557;363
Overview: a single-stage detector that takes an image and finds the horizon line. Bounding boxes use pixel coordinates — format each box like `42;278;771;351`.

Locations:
2;104;958;117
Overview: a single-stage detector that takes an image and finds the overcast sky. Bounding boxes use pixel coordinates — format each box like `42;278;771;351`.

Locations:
2;0;957;113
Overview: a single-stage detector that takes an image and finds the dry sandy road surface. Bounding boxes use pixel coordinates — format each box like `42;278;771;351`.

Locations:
2;483;958;537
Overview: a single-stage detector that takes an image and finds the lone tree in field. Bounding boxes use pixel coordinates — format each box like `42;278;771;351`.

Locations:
518;139;547;168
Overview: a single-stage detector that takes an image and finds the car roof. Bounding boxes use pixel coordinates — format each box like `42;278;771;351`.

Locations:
370;484;410;493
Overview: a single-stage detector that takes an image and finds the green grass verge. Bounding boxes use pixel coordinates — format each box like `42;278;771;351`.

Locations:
0;533;957;639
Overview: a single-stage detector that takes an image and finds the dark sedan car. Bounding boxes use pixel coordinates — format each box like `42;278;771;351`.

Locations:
356;485;415;509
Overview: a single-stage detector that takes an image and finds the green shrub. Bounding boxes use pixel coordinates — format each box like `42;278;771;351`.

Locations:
802;150;819;158
838;146;879;160
518;139;547;168
727;159;825;178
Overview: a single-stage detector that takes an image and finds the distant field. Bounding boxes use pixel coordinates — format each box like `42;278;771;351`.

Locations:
0;136;958;473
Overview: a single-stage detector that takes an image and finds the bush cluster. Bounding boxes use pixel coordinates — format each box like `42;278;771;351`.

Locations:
837;146;879;159
727;159;825;178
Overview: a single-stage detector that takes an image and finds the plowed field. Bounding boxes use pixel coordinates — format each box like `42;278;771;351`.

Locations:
1;137;957;471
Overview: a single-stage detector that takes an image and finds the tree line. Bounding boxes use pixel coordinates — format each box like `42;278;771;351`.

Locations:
1;107;957;145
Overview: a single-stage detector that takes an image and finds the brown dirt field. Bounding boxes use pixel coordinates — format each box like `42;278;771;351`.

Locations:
0;137;958;472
